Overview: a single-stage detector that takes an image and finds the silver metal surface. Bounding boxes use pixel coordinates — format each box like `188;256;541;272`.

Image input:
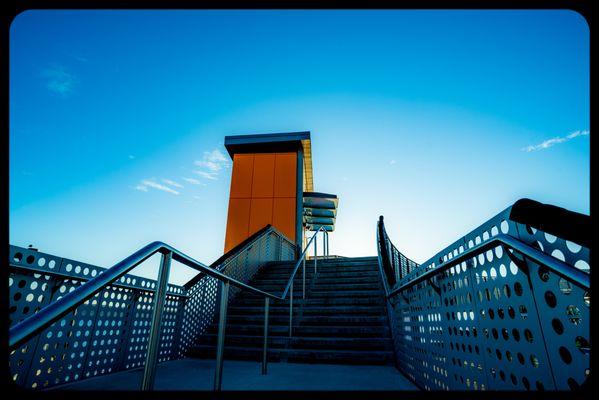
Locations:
377;204;590;391
302;258;306;300
140;251;172;390
213;281;229;391
8;245;188;389
9;225;297;390
262;297;270;375
314;236;318;274
289;283;294;337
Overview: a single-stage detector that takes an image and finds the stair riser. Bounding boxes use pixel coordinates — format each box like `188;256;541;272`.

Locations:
309;291;383;298
227;311;387;326
189;256;393;367
305;298;385;306
234;299;386;307
189;346;393;365
196;335;392;351
314;277;382;285
227;303;386;316
262;265;378;273
302;308;387;316
207;325;390;337
311;284;382;291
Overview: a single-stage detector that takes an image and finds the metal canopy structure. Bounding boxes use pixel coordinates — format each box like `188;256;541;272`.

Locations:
303;192;338;232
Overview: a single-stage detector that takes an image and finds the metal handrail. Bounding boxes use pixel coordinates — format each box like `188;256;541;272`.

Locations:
386;233;590;298
281;225;327;299
376;216;590;301
184;224;296;289
9;240;280;350
8;224;327;391
281;225;327;338
8;231;286;391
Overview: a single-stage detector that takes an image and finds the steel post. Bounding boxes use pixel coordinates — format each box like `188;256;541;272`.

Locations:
314;235;318;274
140;251;172;391
289;283;293;337
213;280;229;391
262;297;269;375
302;257;306;299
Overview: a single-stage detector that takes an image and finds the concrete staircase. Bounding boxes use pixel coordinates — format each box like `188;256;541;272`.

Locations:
188;257;395;365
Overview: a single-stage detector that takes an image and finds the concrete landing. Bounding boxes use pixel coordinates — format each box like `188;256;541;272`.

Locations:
53;358;418;391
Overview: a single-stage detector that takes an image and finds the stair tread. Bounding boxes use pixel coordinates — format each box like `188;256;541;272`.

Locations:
189;256;392;366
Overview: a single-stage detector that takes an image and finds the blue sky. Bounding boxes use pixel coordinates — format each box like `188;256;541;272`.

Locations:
9;10;589;285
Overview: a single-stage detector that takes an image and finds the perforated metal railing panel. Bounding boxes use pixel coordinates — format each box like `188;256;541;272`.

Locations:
8;228;296;390
8;245;188;389
378;203;590;391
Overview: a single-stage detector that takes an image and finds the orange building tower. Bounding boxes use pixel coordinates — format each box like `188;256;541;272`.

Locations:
223;132;313;254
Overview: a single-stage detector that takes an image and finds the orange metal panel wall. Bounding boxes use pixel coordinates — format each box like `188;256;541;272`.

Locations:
224;152;297;253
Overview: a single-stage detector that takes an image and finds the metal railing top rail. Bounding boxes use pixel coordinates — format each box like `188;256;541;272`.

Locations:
9;238;285;351
280;225;327;299
183;224;296;290
376;218;392;298
386;233;589;299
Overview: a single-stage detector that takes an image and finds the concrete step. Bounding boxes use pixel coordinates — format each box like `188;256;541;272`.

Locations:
196;333;288;348
189;345;394;365
286;348;394;365
251;283;308;292
304;297;385;306
227;299;387;316
210;324;390;338
258;270;377;279
312;283;382;291
252;276;314;285
313;270;380;278
195;334;393;351
231;297;292;306
294;325;391;337
223;315;297;325
299;315;388;326
309;290;383;298
301;305;387;315
228;305;296;315
262;264;378;273
216;314;387;327
198;334;393;351
290;336;393;351
314;276;381;285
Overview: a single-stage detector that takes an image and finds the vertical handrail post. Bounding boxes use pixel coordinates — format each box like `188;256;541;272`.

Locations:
302;257;306;299
262;297;269;374
289;282;294;337
140;250;172;391
314;233;318;274
323;231;326;259
214;280;229;391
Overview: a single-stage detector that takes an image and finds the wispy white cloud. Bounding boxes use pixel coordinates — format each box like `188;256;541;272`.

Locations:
522;130;589;152
132;147;228;195
182;177;205;186
162;178;184;188
389;160;396;165
194;160;222;172
193;149;230;180
193;170;218;180
41;65;77;97
72;55;88;63
139;179;180;195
